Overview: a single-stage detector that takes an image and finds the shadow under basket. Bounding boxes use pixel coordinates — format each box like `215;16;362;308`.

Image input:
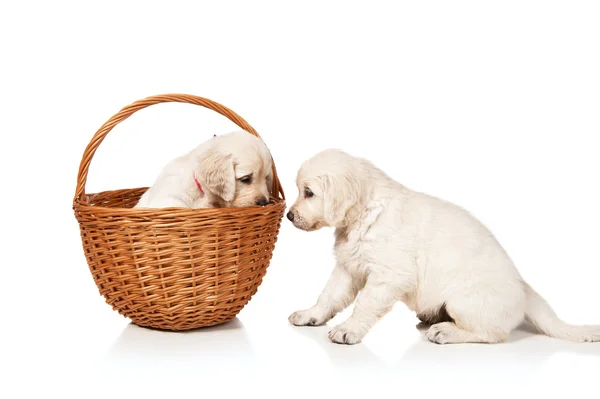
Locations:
72;94;286;331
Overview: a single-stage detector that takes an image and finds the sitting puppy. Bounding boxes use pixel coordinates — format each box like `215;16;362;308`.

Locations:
135;130;273;209
287;149;600;345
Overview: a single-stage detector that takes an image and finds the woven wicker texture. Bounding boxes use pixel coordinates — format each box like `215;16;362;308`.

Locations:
73;94;286;331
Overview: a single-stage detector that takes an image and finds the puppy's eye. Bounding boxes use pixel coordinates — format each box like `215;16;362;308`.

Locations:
238;174;253;184
304;188;314;198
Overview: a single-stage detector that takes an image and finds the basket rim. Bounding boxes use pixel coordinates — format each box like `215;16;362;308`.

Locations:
73;188;286;217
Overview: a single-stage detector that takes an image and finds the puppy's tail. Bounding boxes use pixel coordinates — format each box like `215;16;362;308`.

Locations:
524;282;600;342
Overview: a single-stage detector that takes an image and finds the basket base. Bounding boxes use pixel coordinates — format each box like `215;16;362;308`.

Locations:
129;315;240;332
107;296;252;331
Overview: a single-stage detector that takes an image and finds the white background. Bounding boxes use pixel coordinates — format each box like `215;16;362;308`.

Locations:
1;1;599;398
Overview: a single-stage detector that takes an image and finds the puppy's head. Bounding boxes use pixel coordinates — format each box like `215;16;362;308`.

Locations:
287;149;361;230
196;130;273;207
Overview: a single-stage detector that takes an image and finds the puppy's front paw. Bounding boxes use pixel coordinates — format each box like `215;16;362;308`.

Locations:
328;322;366;345
288;309;326;326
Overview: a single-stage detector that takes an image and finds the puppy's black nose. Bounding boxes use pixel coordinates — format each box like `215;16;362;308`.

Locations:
286;211;294;221
256;197;269;206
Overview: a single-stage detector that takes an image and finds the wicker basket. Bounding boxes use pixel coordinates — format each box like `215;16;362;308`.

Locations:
73;94;286;331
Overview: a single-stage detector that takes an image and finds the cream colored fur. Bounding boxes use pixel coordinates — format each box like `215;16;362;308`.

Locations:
287;149;600;345
135;130;273;209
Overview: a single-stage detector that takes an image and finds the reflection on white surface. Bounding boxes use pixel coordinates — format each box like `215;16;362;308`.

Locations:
288;320;600;395
86;302;600;399
104;318;256;376
104;316;600;380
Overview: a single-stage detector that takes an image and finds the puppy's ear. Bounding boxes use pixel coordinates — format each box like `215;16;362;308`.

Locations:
266;172;274;197
197;149;235;202
323;173;361;227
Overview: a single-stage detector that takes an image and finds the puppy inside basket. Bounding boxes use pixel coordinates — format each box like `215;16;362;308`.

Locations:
135;130;275;209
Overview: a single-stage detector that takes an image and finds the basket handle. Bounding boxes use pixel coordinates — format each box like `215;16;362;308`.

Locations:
74;94;285;202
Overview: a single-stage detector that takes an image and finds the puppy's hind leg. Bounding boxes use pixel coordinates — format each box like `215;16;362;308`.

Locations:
426;321;509;344
416;303;454;331
425;289;526;345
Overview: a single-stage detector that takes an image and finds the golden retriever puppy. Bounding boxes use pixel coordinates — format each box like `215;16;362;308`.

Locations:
287;149;600;345
135;130;273;209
